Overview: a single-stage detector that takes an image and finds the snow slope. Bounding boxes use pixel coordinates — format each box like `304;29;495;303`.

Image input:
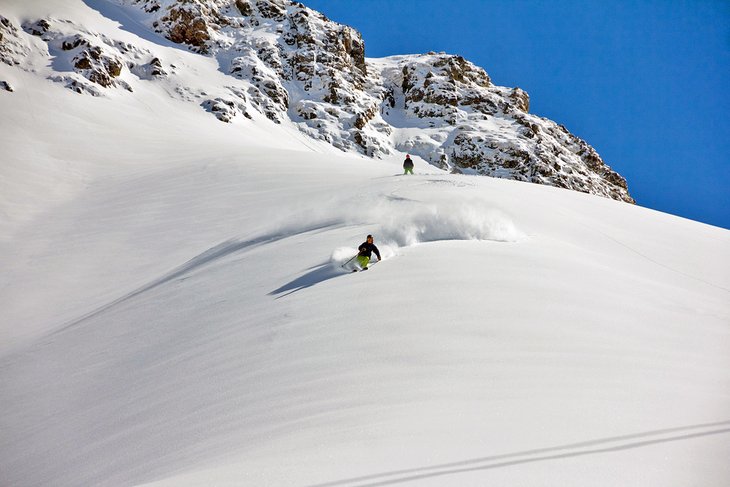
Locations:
1;1;730;486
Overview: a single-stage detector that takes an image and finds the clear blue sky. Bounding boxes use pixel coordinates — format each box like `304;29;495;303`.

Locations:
305;0;729;229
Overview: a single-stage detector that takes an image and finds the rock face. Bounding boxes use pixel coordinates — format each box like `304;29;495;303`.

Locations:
0;15;30;66
72;45;124;88
5;0;633;202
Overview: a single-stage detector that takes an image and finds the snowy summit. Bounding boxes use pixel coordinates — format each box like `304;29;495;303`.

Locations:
3;0;632;201
1;1;729;486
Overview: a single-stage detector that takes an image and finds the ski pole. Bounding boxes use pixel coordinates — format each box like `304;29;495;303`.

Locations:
341;254;358;269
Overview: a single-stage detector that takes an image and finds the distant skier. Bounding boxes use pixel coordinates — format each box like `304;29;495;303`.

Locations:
356;234;381;271
403;154;414;175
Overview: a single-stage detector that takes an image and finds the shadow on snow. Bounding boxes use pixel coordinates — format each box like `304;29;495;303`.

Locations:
269;263;346;298
81;0;194;52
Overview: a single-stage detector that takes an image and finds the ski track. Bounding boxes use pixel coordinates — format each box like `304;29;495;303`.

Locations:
308;425;730;487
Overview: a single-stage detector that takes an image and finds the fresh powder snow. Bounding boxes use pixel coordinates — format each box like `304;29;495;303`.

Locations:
1;1;729;486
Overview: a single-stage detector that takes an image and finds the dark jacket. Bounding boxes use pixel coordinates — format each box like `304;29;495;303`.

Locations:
358;241;381;260
403;156;414;169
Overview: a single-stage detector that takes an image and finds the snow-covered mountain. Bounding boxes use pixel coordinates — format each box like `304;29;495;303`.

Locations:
1;1;729;486
1;0;633;202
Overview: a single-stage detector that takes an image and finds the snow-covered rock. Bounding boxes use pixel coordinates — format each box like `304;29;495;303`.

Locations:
371;53;634;202
3;0;633;202
116;0;633;202
0;15;29;67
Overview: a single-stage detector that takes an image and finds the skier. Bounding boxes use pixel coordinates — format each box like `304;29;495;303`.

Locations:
356;234;381;271
403;154;414;175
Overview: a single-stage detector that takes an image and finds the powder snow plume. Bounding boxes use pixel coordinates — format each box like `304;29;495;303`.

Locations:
374;199;524;247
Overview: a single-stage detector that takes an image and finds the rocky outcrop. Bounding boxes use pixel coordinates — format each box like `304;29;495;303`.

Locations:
135;0;625;202
22;19;52;38
128;57;168;79
201;87;251;122
5;0;633;202
72;45;124;88
164;7;211;50
370;52;632;202
509;87;529;113
118;0;373;144
1;15;30;66
202;98;241;122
